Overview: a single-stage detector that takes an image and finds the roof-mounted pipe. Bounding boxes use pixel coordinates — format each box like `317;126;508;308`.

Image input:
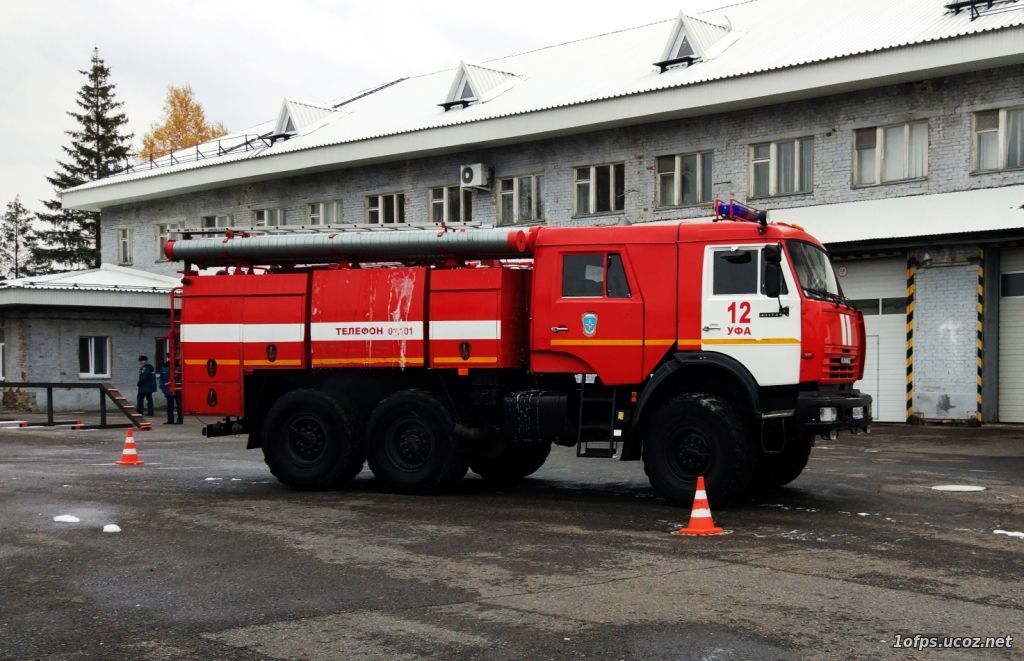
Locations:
165;227;538;268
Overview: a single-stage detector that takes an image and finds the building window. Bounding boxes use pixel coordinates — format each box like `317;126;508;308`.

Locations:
498;175;543;225
201;214;233;229
116;228;132;265
253;208;284;227
657;151;713;207
1002;272;1024;297
429;186;472;224
848;297;908;315
307;201;342;226
156;223;182;261
574;163;625;216
78;336;110;378
974;108;1024;172
750;137;814;197
854;121;928;186
366;193;405;225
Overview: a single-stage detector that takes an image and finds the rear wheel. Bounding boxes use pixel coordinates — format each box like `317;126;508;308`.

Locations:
642;393;756;507
755;432;814;490
365;390;467;494
262;388;365;490
470;439;551;482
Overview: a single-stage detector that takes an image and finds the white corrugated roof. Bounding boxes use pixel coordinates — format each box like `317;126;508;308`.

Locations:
0;263;179;292
65;0;1024;202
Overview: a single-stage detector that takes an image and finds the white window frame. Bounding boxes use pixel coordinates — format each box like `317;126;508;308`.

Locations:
853;121;928;186
428;186;472;224
305;202;341;226
155;222;182;261
253;208;284;227
656;151;714;207
573;163;625;216
749;137;814;198
78;336;111;379
498;174;543;226
116;228;132;265
201;214;232;229
366;193;405;225
973;107;1024;172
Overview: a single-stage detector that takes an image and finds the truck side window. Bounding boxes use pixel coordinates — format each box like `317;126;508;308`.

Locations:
562;254;604;297
713;249;758;295
606;254;631;298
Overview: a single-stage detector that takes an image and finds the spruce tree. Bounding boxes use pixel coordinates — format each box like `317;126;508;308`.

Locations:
0;196;41;280
33;47;132;272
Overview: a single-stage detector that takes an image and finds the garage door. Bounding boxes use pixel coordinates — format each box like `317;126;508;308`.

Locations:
837;258;907;422
999;249;1024;423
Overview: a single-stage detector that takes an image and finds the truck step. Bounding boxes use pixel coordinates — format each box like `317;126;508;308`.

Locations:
577;447;617;458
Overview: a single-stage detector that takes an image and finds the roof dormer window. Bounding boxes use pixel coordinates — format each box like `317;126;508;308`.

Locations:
272;97;338;142
440;61;519;111
654;11;737;73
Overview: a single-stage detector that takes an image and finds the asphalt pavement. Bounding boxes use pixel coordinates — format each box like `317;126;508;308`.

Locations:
1;421;1022;660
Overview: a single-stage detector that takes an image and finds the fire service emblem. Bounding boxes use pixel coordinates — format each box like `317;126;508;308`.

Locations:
582;312;598;337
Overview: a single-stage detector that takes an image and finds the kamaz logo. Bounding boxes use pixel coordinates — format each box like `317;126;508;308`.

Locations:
582;312;598;337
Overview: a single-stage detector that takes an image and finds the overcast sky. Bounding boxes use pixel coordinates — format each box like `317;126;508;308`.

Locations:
0;0;710;214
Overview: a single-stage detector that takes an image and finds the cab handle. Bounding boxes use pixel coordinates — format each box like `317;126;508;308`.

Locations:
551;326;568;333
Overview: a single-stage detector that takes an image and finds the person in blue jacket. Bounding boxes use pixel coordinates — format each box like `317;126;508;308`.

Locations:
137;355;156;417
159;359;183;424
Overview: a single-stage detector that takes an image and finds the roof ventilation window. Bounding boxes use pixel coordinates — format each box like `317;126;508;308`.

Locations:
654;11;736;73
272;98;338;142
440;61;520;111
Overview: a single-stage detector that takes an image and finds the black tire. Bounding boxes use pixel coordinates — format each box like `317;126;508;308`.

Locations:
470;439;551;482
642;393;756;507
754;433;813;490
365;390;468;494
262;388;365;490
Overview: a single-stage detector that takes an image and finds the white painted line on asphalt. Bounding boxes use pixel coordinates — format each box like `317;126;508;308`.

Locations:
931;485;987;492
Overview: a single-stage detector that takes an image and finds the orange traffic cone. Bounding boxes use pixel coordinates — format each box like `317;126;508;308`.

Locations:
114;429;144;466
671;476;724;536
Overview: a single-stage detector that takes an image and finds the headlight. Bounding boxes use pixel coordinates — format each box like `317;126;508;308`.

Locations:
819;407;837;422
852;406;864;420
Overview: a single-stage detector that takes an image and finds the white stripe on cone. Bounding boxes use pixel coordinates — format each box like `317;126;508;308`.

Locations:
690;508;712;518
695;490;707;499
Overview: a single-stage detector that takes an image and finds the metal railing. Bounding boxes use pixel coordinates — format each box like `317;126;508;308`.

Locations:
0;382;152;430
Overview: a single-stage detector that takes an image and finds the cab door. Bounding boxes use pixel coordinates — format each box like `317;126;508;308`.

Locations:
700;244;801;386
531;248;644;385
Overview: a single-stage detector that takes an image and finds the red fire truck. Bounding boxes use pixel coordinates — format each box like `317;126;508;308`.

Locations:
165;202;870;505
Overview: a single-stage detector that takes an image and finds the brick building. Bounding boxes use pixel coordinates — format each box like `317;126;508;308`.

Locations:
62;1;1024;422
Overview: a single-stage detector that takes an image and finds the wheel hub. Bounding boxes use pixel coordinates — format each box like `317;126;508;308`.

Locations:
288;417;326;462
673;430;712;475
389;421;433;470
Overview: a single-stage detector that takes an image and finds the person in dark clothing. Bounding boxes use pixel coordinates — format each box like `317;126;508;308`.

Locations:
137;355;157;417
159;360;183;424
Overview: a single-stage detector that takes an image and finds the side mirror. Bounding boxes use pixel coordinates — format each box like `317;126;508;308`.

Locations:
764;263;782;298
763;244;782;298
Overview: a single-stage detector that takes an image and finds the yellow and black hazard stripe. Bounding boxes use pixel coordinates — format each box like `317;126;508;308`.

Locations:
976;248;985;424
906;253;916;421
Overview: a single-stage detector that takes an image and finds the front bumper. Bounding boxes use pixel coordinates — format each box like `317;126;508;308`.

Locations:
795;389;872;436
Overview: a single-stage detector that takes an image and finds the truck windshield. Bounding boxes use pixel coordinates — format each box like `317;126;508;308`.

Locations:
787;240;843;303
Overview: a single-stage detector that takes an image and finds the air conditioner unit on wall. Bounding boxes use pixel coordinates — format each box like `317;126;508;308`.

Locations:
460;163;491;189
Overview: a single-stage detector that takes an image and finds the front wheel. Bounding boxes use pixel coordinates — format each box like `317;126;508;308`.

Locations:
262;389;365;490
642;393;756;507
365;390;467;494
